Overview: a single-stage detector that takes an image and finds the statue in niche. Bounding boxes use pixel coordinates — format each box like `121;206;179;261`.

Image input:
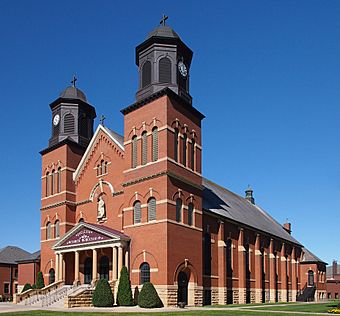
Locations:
97;195;106;220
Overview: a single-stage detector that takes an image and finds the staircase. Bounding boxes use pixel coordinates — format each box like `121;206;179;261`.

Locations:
297;286;316;302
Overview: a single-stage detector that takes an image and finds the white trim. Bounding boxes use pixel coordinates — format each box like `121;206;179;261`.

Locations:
73;125;124;182
41;190;76;200
124;218;202;231
41;167;75;179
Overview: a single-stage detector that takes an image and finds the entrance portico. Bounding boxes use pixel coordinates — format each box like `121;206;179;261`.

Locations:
53;222;130;285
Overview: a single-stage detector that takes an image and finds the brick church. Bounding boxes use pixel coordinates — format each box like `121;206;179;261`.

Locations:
27;20;327;306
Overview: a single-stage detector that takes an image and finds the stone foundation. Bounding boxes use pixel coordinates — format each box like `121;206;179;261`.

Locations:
269;289;276;302
218;287;227;305
233;289;239;304
211;287;219;305
255;288;262;303
291;290;297;302
238;288;246;304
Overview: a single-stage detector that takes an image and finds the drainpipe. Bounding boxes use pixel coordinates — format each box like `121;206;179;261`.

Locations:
9;266;12;299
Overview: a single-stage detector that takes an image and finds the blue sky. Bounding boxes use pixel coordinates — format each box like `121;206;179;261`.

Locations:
0;0;339;264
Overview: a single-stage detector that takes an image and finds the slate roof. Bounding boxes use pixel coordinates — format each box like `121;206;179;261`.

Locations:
16;250;40;263
0;246;31;265
147;25;180;39
202;178;302;245
59;86;87;102
105;127;124;148
301;247;327;264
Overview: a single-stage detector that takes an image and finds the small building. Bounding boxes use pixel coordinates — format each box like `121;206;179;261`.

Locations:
16;251;40;293
326;260;340;299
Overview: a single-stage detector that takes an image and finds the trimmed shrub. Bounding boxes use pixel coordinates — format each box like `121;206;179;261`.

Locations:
92;278;114;307
32;284;37;289
116;266;133;306
21;283;32;293
138;282;163;308
133;286;139;306
36;271;45;289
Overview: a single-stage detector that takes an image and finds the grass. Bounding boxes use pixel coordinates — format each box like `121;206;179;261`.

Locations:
255;301;340;313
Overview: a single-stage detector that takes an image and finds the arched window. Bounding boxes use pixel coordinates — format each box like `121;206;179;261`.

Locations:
49;268;55;284
176;198;182;223
50;170;55;195
132;136;137;168
99;256;109;281
174;128;179;162
55;220;60;238
182;134;187;166
308;270;314;286
204;233;211;274
46;172;50;197
140;262;150;284
101;160;106;174
152;127;158;162
159;57;171;83
188;203;194;226
97;164;100;176
141;131;147;165
46;222;51;240
134;201;141;224
191;138;195;170
148;198;156;221
57;167;61;193
142;61;151;88
64;113;75;133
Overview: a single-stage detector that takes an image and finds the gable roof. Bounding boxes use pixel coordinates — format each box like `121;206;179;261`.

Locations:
53;222;129;250
73;124;124;181
202;178;302;246
301;247;327;264
0;246;31;265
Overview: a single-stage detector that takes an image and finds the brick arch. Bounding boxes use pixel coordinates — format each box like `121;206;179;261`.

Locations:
131;251;158;271
172;190;186;201
173;260;198;284
89;180;114;202
128;192;143;206
76;211;87;223
43;258;54;275
143;187;161;201
171;119;181;129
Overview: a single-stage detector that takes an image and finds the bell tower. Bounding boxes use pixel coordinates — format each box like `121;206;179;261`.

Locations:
135;15;193;104
49;76;96;148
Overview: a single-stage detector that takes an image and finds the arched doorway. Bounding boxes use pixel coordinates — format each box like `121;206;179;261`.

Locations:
49;268;55;284
177;271;188;305
84;257;92;284
99;256;109;280
308;270;314;286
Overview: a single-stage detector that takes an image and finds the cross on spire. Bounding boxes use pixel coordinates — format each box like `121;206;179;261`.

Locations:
160;14;168;26
71;75;77;88
100;115;106;126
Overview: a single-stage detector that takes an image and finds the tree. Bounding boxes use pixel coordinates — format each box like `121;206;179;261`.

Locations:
92;278;114;307
138;282;163;308
36;271;45;289
21;283;32;293
116;266;133;306
133;286;139;306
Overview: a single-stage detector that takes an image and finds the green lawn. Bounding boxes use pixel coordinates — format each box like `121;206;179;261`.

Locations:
255;301;340;313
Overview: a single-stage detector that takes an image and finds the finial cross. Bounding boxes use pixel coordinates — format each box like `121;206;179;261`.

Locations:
160;14;168;26
100;115;106;126
71;75;77;88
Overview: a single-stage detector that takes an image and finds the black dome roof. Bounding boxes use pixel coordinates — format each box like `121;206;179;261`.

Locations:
59;86;87;102
147;25;180;39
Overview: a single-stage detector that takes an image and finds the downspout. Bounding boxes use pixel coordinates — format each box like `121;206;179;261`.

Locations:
9;266;12;298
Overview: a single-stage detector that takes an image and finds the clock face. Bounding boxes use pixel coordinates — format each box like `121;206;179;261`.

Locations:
178;61;188;77
53;114;60;126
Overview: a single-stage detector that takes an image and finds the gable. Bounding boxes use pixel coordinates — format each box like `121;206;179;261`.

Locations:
61;227;111;247
73;125;124;184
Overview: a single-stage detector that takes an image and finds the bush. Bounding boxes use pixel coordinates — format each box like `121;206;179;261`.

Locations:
138;282;163;308
92;278;114;307
21;283;32;293
36;271;45;289
32;284;37;289
116;266;133;306
133;286;139;306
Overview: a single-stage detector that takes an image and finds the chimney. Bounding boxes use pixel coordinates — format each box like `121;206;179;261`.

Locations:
333;260;338;278
283;221;292;234
245;186;255;205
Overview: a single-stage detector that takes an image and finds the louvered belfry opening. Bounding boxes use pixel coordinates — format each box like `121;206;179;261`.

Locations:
148;198;156;221
142;61;151;88
159;57;171;83
64;113;75;133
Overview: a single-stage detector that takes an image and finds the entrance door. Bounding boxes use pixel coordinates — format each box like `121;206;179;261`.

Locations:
177;271;188;305
99;256;109;280
84;257;92;284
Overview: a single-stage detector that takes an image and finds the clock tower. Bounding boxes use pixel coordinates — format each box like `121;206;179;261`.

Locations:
48;79;96;149
135;16;193;104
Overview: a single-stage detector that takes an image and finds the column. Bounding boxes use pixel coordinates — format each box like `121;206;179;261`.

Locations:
217;221;226;304
269;239;276;302
92;249;97;283
112;246;118;281
55;253;59;282
59;253;64;282
254;234;263;303
74;251;79;285
281;243;287;302
125;248;129;271
238;228;246;304
118;246;123;280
